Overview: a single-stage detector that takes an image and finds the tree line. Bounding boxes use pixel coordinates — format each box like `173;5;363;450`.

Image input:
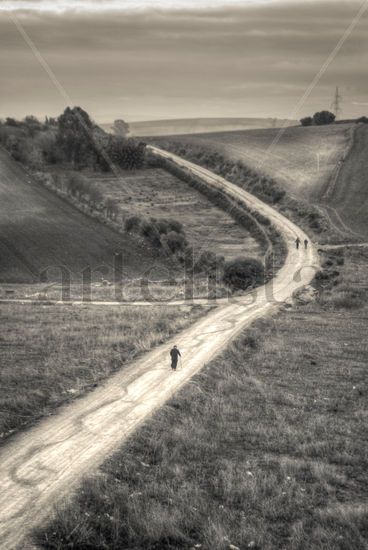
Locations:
300;111;368;126
0;107;146;171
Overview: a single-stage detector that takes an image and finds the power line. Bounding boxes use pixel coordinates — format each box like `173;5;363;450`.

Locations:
331;86;343;118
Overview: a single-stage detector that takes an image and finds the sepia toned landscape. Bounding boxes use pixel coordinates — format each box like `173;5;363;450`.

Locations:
0;1;367;549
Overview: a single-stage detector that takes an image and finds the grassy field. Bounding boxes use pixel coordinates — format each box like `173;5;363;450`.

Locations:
0;302;207;439
87;167;262;262
0;150;166;284
156;124;352;201
36;246;368;549
0;276;231;302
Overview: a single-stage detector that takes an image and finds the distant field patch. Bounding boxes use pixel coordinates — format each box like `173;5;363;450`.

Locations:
87;167;262;261
0;151;164;283
161;124;352;200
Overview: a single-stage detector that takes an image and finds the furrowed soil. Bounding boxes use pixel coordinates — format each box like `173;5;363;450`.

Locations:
37;246;368;550
0;150;167;283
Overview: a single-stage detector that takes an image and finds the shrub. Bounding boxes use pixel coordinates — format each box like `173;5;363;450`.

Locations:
300;116;313;127
167;219;184;234
154;219;168;234
124;215;141;233
165;231;186;253
356;116;368;124
140;221;161;248
223;257;264;290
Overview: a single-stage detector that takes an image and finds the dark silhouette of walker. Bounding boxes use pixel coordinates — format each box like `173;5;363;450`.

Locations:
170;345;181;371
304;239;309;249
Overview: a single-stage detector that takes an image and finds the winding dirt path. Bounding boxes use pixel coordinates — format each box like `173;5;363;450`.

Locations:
0;149;319;549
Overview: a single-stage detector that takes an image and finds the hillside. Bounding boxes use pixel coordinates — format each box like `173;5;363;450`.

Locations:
157;124;353;200
152;123;368;241
322;124;368;239
101;117;297;137
0;150;166;283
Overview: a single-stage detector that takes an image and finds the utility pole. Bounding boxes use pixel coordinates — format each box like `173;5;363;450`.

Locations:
331;86;342;119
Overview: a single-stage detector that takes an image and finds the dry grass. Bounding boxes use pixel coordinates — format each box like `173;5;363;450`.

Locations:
0;302;207;439
0;277;230;302
36;247;368;549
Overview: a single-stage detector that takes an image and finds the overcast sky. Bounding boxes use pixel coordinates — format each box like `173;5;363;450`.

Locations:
0;0;367;122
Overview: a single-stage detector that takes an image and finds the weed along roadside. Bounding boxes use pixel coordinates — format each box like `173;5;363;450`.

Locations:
0;149;317;549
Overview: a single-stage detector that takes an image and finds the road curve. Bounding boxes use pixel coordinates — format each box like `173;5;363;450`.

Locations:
0;149;319;549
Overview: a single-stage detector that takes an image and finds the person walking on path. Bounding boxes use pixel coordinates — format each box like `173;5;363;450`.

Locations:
295;237;301;250
304;239;309;250
170;345;181;371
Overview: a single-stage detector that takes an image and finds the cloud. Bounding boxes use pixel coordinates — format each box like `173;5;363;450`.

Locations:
0;1;366;121
0;0;276;13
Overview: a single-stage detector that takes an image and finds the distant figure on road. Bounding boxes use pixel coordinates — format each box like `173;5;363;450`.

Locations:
295;237;301;249
304;239;309;250
170;345;181;371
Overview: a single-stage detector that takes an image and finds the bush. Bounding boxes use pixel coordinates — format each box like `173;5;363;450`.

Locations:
140;221;161;248
313;111;336;125
165;231;186;253
124;215;141;233
223;257;264;290
356;116;368;124
300;116;313;127
167;219;184;234
154;218;170;234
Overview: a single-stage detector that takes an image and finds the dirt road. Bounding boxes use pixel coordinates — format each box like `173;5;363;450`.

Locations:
0;149;319;549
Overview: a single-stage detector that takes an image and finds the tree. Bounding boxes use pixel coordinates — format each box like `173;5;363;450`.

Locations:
223;257;264;291
5;117;19;127
300;116;313;127
107;136;146;170
23;115;42;136
112;119;130;137
313;111;336;125
56;106;94;167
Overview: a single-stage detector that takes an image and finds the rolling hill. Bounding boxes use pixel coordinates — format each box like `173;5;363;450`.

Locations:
101;117;297;137
158;124;352;199
153;123;368;239
0;150;166;283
